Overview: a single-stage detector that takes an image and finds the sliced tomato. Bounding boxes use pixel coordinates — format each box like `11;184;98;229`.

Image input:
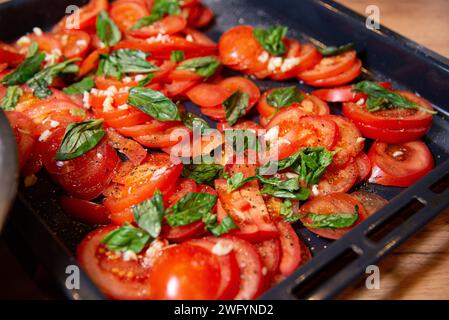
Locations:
187;238;241;300
317;158;358;196
343;91;434;130
275;219;303;276
219;77;261;108
313;82;393;103
59;30;91;58
79;47;109;77
5;111;36;170
165;79;201;98
0;43;24;66
110;0;150;32
133;125;191;148
299;50;357;82
149;243;222;300
299;193;367;240
355;152;372;184
116;120;176;137
106;128;147;165
189;4;214;28
28;34;62;56
187;83;229;107
254;238;281;281
350;191;388;216
368;140;434;187
130;15;187;38
59;196;110;225
56;0;108;31
77;225;153;300
304;59;362;87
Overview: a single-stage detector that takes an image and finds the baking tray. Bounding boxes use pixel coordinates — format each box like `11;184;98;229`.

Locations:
2;0;449;300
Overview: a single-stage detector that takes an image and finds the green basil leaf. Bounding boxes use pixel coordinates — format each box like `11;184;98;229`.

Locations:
203;212;238;237
182;162;224;185
170;50;185;62
101;222;150;253
56;119;106;161
132;0;181;30
225;172;257;193
177;56;221;77
165;192;218;227
96;10;121;47
133;190;165;238
223;90;249;127
302;206;359;229
128;87;181;121
1;52;45;85
63;77;94;95
98;49;159;79
0;85;23;111
253;25;288;56
317;43;354;57
260;184;310;200
280;200;300;223
352;81;436;114
27;58;79;99
225;129;259;155
257;175;300;192
27;42;39;58
138;74;154;87
181;111;209;133
266;86;304;108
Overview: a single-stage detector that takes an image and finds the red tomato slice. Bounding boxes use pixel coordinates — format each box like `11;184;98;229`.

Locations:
133;125;191;148
149;243;222;300
79;47;109;77
59;196;110;225
299;50;357;81
313;82;393;103
28;34;62;55
274;219;303;276
56;0;108;31
104;153;183;213
219;76;261;108
110;0;149;32
106;128;147;165
269;39;303;80
187;238;241;300
189;4;214;28
350;191;388;217
299;193;367;240
317;158;358;196
304;59;362;87
368;140;434;187
58;30;91;58
0;43;24;66
355;152;372;184
77;225;153;300
161;220;206;243
130;15;187;38
5;111;36;169
165;79;201;98
255;238;281;282
186;83;229;107
116;120;175;137
343;91;434;130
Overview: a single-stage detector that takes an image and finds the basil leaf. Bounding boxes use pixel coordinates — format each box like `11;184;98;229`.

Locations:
128;87;181;121
280;200;300;223
225;172;257;193
257;175;300;192
1;52;45;85
165;192;218;227
27;58;79;99
267;86;304;108
182;162;223;185
223;90;249;127
27;42;39;58
171;50;185;62
225;129;259;155
96;10;121;47
260;184;310;200
137;74;154;87
101;222;150;253
0;85;23;111
98;49;158;79
63;77;94;95
253;25;288;56
133;190;165;238
302;206;359;229
317;43;354;57
203;212;238;237
177;56;221;78
132;0;181;30
56;119;106;161
352;81;436;114
181;111;209;133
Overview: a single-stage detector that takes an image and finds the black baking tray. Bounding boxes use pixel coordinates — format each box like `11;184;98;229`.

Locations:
2;0;449;300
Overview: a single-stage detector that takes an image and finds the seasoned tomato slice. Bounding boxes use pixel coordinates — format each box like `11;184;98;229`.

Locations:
59;196;111;225
351;191;388;216
316;158;358;197
368;140;434;187
298;50;357;81
354;152;372;184
299;193;367;240
304;59;362;87
110;0;149;31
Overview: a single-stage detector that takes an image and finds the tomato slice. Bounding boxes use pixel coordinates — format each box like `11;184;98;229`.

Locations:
313;82;393;103
187;238;241;300
149;243;222;300
116;120;176;137
304;59;362;87
110;0;149;32
5;111;36;170
59;196;111;225
59;30;91;58
317;158;358;197
219;76;261;108
355;152;372;184
254;238;281;281
343;91;434;130
299;193;367;240
188;4;214;28
106;128;147;165
350;191;388;216
79;47;109;77
274;219;303;277
130;15;187;38
133;125;191;148
0;43;24;66
186;83;229;107
368;140;434;187
77;225;153;300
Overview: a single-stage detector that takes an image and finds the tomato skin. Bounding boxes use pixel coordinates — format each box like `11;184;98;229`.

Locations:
317;158;358;197
186;83;228;107
129;15;187;38
312;82;393;103
274;219;302;277
351;191;388;216
110;0;150;32
255;238;281;282
106;128;147;166
299;50;357;81
77;225;153;300
0;44;24;66
368;140;434;187
59;30;91;59
355;152;372;184
5;111;36;170
79;47;109;77
304;59;362;87
299;193;367;240
59;196;111;225
149;244;222;300
56;0;108;31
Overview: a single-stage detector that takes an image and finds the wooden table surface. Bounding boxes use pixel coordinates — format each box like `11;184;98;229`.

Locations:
335;0;449;300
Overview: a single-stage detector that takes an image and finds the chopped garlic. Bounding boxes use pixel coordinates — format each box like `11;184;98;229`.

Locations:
311;184;320;197
122;76;132;83
285;172;299;179
185;34;194;42
117;104;129;110
24;175;37;187
356;137;366;144
134;74;146;82
122;250;138;262
49;120;60;128
75;39;88;47
212;241;233;256
38;129;52;142
257;51;269;63
267;57;283;71
83;91;91;109
356;98;365;106
102;95;114;112
33;27;43;36
392;151;404;158
142;240;166;268
261;267;268;276
17;36;31;46
280;57;300;72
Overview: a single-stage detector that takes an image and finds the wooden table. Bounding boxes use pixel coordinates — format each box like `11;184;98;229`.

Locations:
335;0;449;300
